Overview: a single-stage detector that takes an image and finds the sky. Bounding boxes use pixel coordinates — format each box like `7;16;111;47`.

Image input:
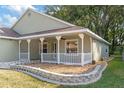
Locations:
0;5;45;28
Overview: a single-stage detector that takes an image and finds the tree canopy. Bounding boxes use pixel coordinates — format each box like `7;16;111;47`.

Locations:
45;5;124;54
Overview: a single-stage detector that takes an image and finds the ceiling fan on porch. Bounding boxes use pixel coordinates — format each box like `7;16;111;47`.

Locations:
61;37;66;40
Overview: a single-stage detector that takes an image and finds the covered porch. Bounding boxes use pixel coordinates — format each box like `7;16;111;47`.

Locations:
19;33;93;66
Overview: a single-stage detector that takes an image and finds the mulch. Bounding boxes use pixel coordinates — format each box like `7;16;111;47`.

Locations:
26;61;105;74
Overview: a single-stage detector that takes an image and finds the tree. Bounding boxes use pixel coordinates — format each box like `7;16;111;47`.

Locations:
45;5;124;54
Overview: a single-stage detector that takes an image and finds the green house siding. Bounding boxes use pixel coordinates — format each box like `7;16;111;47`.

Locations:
0;39;19;62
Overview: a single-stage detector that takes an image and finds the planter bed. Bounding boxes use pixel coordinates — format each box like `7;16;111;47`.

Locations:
25;62;105;74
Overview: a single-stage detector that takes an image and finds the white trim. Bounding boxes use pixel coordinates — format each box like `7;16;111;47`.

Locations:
90;37;93;62
39;38;45;52
79;34;84;66
0;36;17;40
39;43;41;55
19;40;21;62
39;38;44;62
86;29;111;45
0;28;110;45
27;39;31;62
59;62;81;65
56;36;61;64
1;29;83;40
65;39;79;54
40;38;44;42
42;61;56;63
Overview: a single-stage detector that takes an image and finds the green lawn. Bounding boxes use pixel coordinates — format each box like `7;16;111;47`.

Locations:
0;70;57;88
0;55;123;88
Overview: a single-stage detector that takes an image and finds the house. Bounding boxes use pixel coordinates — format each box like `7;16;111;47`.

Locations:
0;8;110;66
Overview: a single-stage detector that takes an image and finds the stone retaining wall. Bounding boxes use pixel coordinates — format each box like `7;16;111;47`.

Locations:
10;63;107;85
0;60;40;69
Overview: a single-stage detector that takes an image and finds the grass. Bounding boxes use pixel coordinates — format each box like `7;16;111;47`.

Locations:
0;54;123;88
0;70;57;88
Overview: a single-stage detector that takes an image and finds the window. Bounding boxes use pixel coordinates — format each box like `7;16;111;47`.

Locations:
65;39;78;53
43;43;48;53
106;48;108;52
39;42;48;54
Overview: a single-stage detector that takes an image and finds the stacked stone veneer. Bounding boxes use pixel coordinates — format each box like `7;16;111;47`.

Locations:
10;63;107;85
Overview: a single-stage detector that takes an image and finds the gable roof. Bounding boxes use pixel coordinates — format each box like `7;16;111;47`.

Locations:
0;8;110;45
0;27;20;37
11;8;75;29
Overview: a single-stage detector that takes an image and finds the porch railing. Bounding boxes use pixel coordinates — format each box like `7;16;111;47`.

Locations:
41;53;92;65
83;53;92;65
19;52;92;65
20;52;28;61
42;53;57;63
60;53;81;65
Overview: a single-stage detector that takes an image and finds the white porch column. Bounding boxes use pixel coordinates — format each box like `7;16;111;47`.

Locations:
79;34;84;66
19;40;21;62
27;39;31;62
56;36;61;64
40;38;44;62
90;37;93;62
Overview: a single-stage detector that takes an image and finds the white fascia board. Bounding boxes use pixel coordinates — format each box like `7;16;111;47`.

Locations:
17;29;86;40
0;36;17;40
85;29;111;45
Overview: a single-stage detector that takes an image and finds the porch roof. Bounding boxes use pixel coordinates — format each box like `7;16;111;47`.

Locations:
0;26;110;45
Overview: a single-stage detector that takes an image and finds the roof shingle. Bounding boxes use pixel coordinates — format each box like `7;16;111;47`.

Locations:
0;27;20;37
